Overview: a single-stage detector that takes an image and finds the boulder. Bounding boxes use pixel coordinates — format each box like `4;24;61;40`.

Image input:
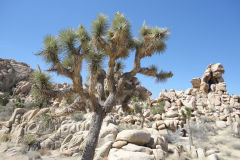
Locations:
116;130;151;145
94;141;113;160
112;141;128;148
152;149;166;160
207;154;219;160
165;110;178;118
191;78;201;88
108;148;155;160
216;82;226;92
216;121;226;128
0;58;33;92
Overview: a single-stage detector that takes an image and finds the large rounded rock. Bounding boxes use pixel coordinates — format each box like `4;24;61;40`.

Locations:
116;130;151;145
108;148;155;160
165;110;178;118
0;58;33;92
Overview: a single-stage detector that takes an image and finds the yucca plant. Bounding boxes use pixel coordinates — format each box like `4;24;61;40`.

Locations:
35;13;173;160
30;68;53;108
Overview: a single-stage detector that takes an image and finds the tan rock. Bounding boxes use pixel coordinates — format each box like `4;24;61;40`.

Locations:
116;130;151;145
108;148;155;160
112;141;127;148
191;78;201;88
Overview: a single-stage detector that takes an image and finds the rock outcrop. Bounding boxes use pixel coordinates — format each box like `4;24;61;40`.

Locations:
0;58;33;92
191;63;225;93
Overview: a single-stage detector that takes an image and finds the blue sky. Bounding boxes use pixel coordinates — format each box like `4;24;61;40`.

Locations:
1;0;240;98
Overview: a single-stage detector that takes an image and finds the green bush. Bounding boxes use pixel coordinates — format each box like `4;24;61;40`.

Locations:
30;70;53;108
0;92;10;106
0;133;11;142
150;101;165;115
134;103;142;114
71;112;86;121
14;95;25;108
23;134;36;145
0;102;14;121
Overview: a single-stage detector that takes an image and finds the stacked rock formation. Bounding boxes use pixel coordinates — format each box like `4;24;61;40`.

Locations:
191;63;225;93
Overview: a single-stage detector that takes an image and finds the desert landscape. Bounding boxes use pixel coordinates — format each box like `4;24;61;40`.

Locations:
1;1;239;160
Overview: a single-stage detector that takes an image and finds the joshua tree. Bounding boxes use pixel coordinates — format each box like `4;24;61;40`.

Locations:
181;106;193;146
36;13;173;160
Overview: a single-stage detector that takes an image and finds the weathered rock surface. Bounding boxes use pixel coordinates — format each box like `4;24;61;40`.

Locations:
116;130;151;145
108;148;155;160
0;58;33;92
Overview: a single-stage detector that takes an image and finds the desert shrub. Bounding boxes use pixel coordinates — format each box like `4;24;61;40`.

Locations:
150;101;165;115
133;103;142;114
23;134;36;145
185;121;216;142
0;92;10;106
199;116;215;123
210;106;216;113
0;102;15;121
71;112;86;121
30;70;53;109
36;113;59;134
118;123;141;131
225;106;233;113
0;133;11;142
164;129;182;144
14;95;25;108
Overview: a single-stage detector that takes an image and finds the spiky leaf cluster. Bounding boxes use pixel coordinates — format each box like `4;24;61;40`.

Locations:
59;28;78;55
86;51;105;73
92;14;108;38
139;24;169;55
181;106;192;120
43;35;59;63
30;70;53;107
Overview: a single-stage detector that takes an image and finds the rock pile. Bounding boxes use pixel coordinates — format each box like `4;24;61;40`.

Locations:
191;63;225;93
0;61;240;160
0;58;33;92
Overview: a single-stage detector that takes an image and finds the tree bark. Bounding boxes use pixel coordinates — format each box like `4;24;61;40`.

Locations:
81;106;105;160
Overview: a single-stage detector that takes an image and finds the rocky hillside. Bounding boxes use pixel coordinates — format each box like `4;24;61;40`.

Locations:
0;60;240;160
0;58;33;92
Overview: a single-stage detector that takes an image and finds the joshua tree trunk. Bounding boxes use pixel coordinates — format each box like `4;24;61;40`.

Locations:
187;119;194;146
81;106;105;160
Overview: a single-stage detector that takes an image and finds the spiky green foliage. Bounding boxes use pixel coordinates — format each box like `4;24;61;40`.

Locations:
156;70;173;82
150;101;165;115
71;112;86;122
114;61;125;73
30;70;53;108
23;134;36;145
77;25;90;51
134;103;142;114
86;51;105;73
59;28;77;55
14;95;25;108
62;55;74;68
92;14;108;38
181;106;192;120
109;13;131;39
139;24;169;54
43;35;59;63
